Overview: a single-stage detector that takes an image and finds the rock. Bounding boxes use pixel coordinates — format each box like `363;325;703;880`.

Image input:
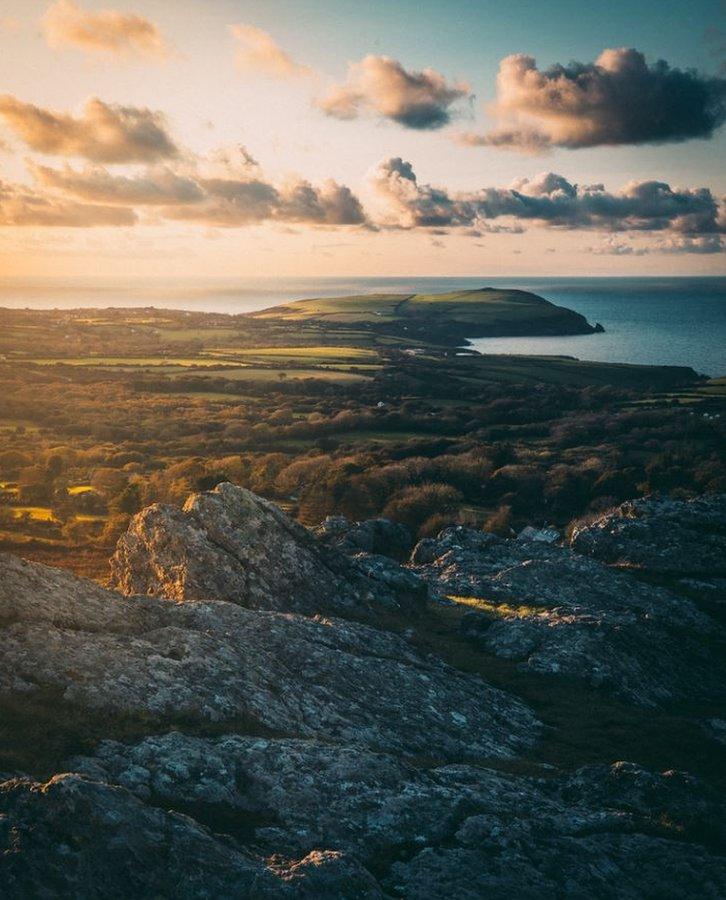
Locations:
570;494;726;580
0;773;381;898
109;483;421;617
314;515;413;560
71;733;473;865
69;735;726;899
411;526;725;707
1;485;725;897
351;552;429;605
517;525;561;544
0;552;538;761
389;762;726;899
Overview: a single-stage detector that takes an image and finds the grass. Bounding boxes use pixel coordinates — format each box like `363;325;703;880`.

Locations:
170;366;369;383
253;293;411;323
448;595;545;618
25;357;249;368
10;506;56;521
443;355;700;389
252;288;591;338
155;327;240;342
206;345;379;360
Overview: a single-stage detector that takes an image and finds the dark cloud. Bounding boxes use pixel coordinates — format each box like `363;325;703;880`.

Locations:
461;48;726;152
0;95;178;162
318;55;470;129
0;178;136;226
371;158;725;249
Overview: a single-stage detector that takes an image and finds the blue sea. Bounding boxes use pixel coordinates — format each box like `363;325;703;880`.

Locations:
1;276;724;376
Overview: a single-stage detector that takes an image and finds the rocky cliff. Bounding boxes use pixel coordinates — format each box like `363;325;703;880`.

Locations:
0;485;724;898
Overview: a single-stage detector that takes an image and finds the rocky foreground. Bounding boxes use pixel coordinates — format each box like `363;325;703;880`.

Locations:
1;486;725;898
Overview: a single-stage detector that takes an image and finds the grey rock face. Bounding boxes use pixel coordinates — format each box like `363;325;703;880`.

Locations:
411;526;725;707
0;773;382;899
109;483;423;618
71;733;469;865
517;525;561;544
314;515;413;560
570;494;726;580
351;552;429;605
70;735;726;900
392;761;726;899
2;489;725;897
0;552;538;760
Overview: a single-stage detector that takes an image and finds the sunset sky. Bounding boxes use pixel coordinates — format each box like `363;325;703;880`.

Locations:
0;0;725;277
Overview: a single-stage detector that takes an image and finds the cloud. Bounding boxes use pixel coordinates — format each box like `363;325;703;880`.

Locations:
229;24;312;79
318;55;471;129
29;161;204;205
462;48;726;152
165;175;367;228
0;178;136;226
42;0;170;60
0;95;178;162
371;158;725;246
26;142;368;229
654;235;724;254
589;239;649;256
590;235;724;255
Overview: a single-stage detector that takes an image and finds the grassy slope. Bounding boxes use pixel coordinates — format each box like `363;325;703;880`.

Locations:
252;288;596;339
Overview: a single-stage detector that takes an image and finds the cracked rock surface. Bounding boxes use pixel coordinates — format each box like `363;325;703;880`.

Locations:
0;551;537;759
1;487;725;897
410;525;726;707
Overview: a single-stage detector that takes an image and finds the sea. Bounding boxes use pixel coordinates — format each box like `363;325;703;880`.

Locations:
1;276;724;376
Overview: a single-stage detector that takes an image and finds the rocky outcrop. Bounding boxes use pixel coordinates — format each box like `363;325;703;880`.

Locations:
313;515;413;560
390;762;726;899
110;483;421;618
1;488;725;897
68;735;726;899
411;526;726;707
0;551;537;760
0;773;383;898
570;494;726;583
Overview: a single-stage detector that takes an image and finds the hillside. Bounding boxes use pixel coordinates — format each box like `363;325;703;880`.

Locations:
250;287;602;343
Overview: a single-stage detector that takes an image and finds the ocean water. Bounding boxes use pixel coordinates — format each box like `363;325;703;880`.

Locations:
1;275;724;376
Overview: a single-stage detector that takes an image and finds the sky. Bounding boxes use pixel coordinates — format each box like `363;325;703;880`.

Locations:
0;0;724;277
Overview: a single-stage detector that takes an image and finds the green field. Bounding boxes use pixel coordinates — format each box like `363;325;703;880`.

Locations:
252;288;596;341
27;357;249;368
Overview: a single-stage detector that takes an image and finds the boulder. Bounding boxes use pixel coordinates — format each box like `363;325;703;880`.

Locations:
314;515;413;560
517;525;561;544
570;494;726;581
351;552;429;605
109;483;421;618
